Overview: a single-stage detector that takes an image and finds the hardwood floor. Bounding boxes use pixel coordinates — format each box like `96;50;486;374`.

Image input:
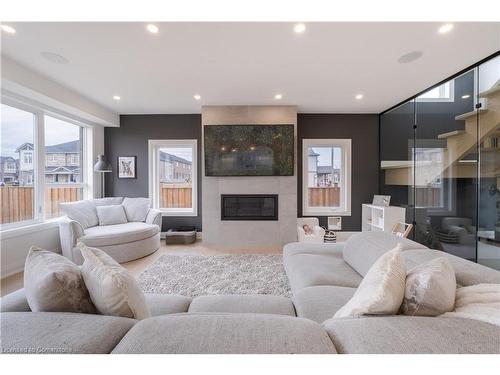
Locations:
0;239;281;297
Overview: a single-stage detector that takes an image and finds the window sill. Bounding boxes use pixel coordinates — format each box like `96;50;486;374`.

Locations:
160;210;198;217
303;210;352;217
1;219;60;240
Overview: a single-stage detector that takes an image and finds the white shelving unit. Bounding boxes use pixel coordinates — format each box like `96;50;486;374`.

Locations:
361;204;406;233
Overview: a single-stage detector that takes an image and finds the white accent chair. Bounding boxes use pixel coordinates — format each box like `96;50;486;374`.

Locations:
58;197;161;264
297;217;325;243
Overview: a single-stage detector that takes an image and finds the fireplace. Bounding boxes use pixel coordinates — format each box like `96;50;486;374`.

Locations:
221;194;278;221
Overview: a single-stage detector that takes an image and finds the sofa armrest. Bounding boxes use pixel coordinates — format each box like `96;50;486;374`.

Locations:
146;208;162;228
58;216;84;261
0;288;31;312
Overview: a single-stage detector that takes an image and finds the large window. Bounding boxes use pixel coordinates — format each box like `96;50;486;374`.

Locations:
148;139;197;216
0;101;91;229
417;81;454;102
302;139;351;216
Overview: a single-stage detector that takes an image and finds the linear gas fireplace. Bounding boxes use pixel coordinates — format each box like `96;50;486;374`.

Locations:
221;194;278;221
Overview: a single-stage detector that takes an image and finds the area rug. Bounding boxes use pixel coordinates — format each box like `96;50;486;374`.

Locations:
137;254;292;297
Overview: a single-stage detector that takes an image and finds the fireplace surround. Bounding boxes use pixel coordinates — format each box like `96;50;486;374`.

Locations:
221;194;278;221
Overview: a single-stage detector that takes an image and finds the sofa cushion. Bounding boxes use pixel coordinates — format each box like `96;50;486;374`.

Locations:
292;286;356;323
24;247;96;314
96;205;128;226
343;231;427;277
0;289;31;312
403;249;500;286
92;197;124;206
401;257;456;316
334;246;406;318
283;245;362;292
80;222;160;247
122;197;150;222
0;312;135;354
323;316;500;354
112;313;336;354
80;245;151;320
59;199;99;229
188;295;295;316
144;294;192;316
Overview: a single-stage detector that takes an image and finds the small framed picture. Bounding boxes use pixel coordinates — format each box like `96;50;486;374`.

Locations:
118;156;137;179
328;216;342;230
372;195;391;207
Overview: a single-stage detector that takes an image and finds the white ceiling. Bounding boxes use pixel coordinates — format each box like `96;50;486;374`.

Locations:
1;22;499;114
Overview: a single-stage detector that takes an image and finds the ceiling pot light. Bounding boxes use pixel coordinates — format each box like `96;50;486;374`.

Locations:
438;23;454;34
462;94;471;99
194;94;201;100
398;51;424;64
0;24;16;34
113;95;121;101
41;52;69;64
293;23;306;34
146;24;159;34
274;94;283;100
355;94;364;100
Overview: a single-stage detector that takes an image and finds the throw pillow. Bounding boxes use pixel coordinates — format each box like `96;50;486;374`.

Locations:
79;243;151;319
334;244;406;318
96;205;128;226
400;257;456;316
59;200;99;228
24;246;96;313
122;197;150;222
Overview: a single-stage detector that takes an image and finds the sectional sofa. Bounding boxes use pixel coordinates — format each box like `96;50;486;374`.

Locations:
1;231;499;354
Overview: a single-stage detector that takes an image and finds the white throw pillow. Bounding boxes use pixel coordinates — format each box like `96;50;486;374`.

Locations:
122;197;150;222
24;246;96;313
400;257;456;316
334;244;406;318
96;205;128;226
59;200;99;228
79;243;151;319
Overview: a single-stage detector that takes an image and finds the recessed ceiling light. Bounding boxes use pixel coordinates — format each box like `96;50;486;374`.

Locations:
41;52;69;64
194;94;201;100
113;95;121;101
355;94;364;100
274;94;283;100
1;24;16;34
398;51;424;64
462;94;471;99
438;23;454;34
293;23;306;34
146;24;159;34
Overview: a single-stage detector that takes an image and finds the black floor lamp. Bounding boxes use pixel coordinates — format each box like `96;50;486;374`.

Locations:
94;154;112;198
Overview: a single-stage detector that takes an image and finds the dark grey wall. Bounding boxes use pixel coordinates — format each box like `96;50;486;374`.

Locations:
104;114;202;231
297;114;380;231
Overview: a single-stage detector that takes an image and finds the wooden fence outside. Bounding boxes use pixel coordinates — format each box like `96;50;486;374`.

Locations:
308;187;340;207
160;183;192;208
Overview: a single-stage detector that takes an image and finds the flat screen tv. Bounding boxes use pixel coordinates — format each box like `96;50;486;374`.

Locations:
204;124;294;176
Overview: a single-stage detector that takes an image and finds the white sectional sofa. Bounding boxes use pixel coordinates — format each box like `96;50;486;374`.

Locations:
1;231;499;354
58;197;161;264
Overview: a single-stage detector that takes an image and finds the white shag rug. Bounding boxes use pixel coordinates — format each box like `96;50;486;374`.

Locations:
137;254;291;297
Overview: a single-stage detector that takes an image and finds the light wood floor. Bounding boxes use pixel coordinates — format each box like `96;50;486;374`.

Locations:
1;240;281;297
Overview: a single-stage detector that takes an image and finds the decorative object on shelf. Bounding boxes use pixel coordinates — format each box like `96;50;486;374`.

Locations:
328;216;342;230
391;222;413;238
118;156;137;179
93;154;112;198
372;195;391;207
324;229;336;243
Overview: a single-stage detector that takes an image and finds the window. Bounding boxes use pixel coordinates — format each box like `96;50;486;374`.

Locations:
149;139;197;216
0;104;36;225
302;139;351;216
418;81;454;102
0;100;91;230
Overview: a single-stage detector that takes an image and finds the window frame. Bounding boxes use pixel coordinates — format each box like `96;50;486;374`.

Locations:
302;139;352;217
148;139;198;217
417;81;455;102
1;96;93;231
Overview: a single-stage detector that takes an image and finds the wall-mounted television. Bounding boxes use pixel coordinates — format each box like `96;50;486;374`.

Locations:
204;124;294;176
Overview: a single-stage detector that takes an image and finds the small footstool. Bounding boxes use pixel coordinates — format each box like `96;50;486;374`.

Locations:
165;228;197;245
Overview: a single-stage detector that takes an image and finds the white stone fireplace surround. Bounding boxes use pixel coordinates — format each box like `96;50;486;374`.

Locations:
201;106;298;248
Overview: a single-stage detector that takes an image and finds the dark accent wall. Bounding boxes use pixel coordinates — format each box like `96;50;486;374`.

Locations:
297;114;379;231
104;114;202;231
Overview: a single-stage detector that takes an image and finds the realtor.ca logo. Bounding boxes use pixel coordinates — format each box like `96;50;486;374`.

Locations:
2;347;72;354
